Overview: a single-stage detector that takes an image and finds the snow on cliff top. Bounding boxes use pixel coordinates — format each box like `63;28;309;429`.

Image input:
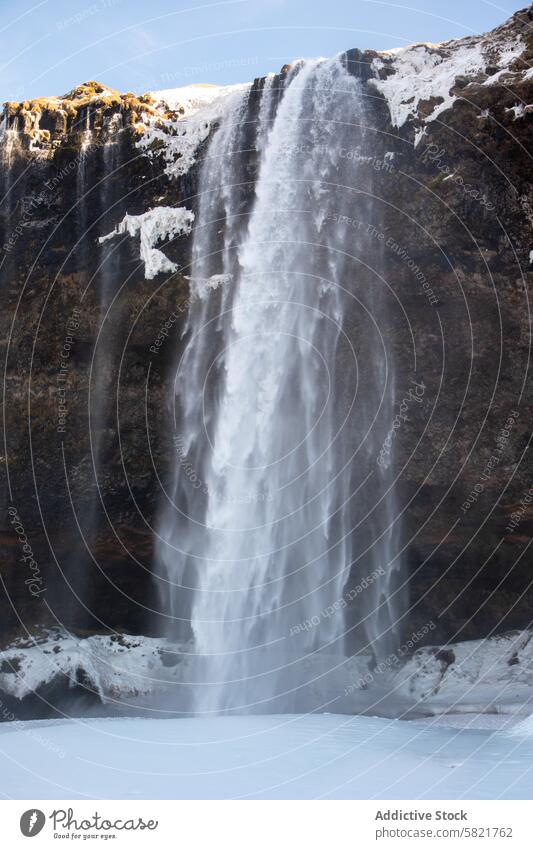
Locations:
149;82;247;117
370;22;529;128
138;81;250;178
140;9;531;172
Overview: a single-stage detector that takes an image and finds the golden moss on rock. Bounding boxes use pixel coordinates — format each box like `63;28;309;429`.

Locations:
2;80;160;154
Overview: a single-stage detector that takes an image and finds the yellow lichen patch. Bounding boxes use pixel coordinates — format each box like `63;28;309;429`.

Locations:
31;129;51;146
5;81;158;124
27;100;63;115
2;80;163;152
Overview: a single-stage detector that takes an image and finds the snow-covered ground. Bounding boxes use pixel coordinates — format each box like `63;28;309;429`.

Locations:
1;713;533;799
1;631;533;798
1;626;533;804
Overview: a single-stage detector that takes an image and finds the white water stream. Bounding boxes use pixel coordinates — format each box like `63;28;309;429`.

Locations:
158;57;402;713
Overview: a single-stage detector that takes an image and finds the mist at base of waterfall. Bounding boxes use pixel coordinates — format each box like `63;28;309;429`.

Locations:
144;649;411;717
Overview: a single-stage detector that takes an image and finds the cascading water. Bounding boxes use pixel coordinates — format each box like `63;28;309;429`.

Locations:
158;56;403;714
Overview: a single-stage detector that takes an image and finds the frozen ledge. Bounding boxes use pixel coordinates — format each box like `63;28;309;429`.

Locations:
392;629;533;717
0;631;182;706
99;205;194;279
1;628;533;720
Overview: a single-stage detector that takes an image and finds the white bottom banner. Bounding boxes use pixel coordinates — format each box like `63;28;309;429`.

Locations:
0;800;530;848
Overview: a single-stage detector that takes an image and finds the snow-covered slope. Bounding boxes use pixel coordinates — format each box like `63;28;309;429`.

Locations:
137;82;250;178
149;83;246;116
370;14;531;129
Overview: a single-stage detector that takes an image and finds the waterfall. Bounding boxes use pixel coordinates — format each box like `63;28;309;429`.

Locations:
157;56;403;714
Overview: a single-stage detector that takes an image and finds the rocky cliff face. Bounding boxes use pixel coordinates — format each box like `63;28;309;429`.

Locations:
0;6;532;657
360;6;533;643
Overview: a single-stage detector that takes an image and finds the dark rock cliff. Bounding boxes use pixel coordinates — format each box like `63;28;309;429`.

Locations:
0;83;190;639
0;6;532;653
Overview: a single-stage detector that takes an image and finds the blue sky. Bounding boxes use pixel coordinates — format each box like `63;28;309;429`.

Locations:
1;0;521;102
